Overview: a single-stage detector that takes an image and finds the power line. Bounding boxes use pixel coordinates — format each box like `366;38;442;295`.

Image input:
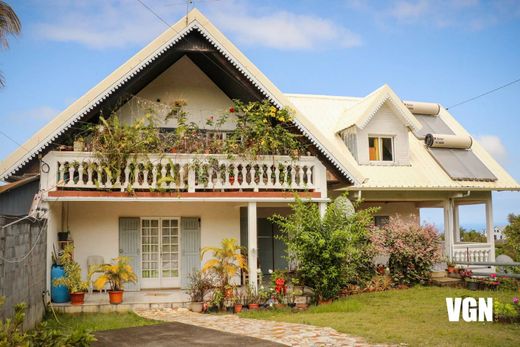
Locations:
447;77;520;110
0;129;30;153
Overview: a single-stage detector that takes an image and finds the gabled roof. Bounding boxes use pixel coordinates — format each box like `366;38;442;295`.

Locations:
288;93;520;191
335;84;422;133
0;9;360;184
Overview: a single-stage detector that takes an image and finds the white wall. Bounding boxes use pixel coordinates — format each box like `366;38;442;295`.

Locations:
118;55;237;130
65;201;241;281
356;103;410;165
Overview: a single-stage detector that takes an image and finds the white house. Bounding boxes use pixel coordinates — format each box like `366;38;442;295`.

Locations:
0;9;518;293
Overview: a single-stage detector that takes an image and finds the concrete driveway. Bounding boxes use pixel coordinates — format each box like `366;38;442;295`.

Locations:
93;322;284;347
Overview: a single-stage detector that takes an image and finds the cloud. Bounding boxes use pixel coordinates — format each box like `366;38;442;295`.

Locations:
32;0;361;51
347;0;520;31
33;0;184;49
477;135;508;163
207;3;362;50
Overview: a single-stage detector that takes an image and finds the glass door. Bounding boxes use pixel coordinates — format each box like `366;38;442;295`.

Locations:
141;218;180;288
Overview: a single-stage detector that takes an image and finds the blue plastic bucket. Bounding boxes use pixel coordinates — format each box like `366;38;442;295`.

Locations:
51;265;70;303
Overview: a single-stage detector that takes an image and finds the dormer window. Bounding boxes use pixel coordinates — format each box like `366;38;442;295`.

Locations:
369;136;394;162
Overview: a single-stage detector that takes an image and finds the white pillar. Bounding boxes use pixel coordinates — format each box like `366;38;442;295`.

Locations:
485;193;495;262
247;202;258;289
453;203;460;242
319;201;327;218
443;199;454;261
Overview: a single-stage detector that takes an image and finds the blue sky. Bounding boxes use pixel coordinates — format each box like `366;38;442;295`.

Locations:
0;0;519;230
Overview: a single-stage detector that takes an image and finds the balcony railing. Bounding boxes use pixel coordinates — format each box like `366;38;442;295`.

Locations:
453;243;493;262
41;151;327;195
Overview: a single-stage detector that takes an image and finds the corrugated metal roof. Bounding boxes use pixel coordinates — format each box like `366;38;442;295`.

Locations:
286;92;520;191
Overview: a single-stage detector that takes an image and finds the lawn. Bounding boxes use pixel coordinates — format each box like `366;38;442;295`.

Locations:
240;286;520;347
44;311;160;333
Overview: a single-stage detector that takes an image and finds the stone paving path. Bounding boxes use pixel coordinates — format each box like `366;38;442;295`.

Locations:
135;308;385;347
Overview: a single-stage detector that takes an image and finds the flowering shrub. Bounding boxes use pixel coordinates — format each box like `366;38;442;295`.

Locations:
371;215;441;286
272;195;377;301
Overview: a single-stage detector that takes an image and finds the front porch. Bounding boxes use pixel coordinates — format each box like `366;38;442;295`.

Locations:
51;289;190;314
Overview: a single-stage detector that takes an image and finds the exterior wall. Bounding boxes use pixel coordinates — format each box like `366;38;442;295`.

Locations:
360;202;420;223
0;180;39;216
0;216;47;330
356;103;410;166
62;201;240;281
118;55;237;130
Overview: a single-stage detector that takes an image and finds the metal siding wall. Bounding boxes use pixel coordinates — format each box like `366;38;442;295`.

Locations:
181;217;201;288
0;181;39;216
119;217;141;291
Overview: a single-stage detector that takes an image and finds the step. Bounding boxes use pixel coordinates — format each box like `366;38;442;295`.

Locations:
50;301;189;314
431;277;464;287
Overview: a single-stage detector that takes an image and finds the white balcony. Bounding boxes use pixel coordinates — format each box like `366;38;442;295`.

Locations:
40;151;327;198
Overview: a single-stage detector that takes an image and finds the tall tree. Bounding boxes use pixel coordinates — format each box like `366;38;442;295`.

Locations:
0;1;21;87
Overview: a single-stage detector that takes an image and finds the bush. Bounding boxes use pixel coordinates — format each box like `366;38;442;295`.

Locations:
371;215;441;286
272;195;377;301
494;298;520;323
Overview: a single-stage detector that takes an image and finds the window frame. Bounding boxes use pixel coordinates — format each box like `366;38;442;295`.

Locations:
368;135;395;163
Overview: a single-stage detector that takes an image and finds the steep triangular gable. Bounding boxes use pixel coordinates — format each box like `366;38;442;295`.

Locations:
0;9;363;185
336;84;422;133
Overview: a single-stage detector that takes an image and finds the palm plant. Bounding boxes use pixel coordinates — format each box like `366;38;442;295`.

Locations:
201;238;247;289
0;1;21;87
90;257;137;292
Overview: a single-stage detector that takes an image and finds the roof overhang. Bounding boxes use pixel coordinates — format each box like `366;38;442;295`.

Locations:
0;9;359;185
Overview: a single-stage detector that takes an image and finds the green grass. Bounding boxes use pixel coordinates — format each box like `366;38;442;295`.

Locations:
44;311;160;333
240;286;520;347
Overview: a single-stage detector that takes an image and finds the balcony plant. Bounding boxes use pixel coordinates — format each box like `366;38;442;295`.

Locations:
89;257;137;304
186;270;214;313
52;244;89;305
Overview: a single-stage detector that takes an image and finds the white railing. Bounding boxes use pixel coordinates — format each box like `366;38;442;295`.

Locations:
453;243;493;262
41;151;327;194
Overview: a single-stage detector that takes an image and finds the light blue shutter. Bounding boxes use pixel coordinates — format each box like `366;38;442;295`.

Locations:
181;217;201;288
119;217;141;291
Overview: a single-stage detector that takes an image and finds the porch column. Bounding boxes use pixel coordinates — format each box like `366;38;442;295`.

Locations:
453;204;460;242
485;194;496;262
443;199;454;261
319;202;327;218
247;202;258;290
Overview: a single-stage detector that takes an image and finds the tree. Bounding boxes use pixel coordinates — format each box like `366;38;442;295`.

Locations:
0;1;21;87
504;213;520;261
459;227;487;243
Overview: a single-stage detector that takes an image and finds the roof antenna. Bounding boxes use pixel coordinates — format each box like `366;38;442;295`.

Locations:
185;0;193;26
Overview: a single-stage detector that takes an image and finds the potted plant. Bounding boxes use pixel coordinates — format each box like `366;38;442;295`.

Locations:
446;259;456;274
57;230;70;242
186;271;213;313
73;136;85;152
90;257;137;304
201;238;248;301
208;289;223;313
52;245;88;305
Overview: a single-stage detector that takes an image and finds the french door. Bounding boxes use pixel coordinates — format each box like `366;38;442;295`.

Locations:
141;218;180;288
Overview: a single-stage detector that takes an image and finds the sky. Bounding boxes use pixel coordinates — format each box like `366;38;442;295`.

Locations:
0;0;519;230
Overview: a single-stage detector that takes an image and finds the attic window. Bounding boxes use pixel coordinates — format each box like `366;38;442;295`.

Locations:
369;136;393;162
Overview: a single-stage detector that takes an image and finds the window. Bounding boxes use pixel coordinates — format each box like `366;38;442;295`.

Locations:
374;216;390;227
369;136;393;162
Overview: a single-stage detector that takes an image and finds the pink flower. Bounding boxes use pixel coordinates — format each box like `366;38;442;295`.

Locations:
513;297;519;305
490;273;497;279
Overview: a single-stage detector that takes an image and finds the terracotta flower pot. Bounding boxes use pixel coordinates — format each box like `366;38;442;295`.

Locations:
70;292;85;305
318;298;333;305
274;303;286;309
108;290;124;305
234;304;243;313
248;303;259;310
